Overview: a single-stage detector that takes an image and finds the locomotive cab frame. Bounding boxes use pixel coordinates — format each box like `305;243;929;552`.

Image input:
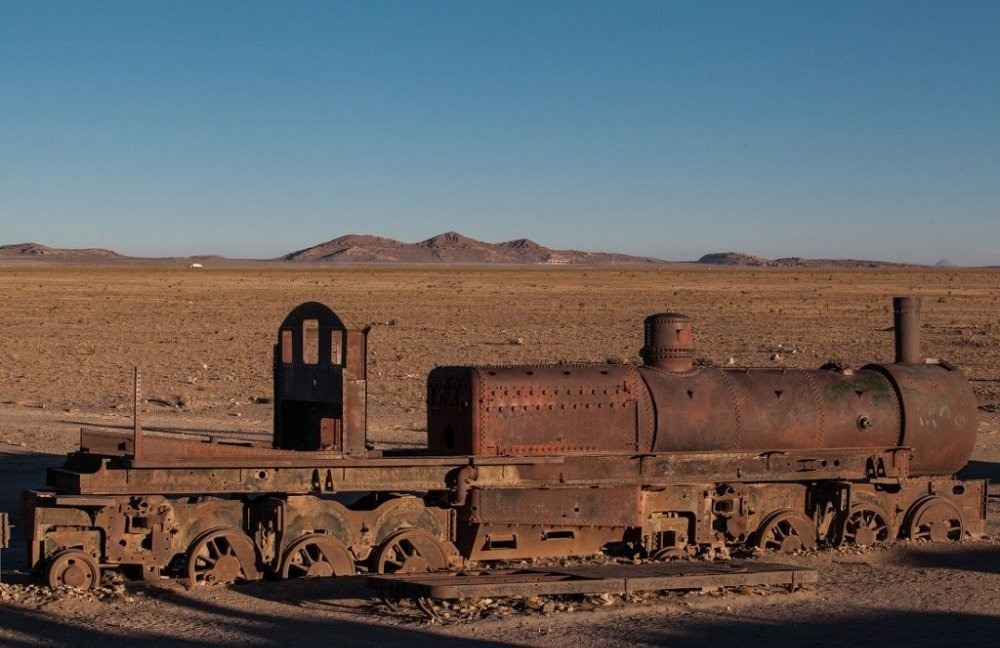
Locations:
273;301;370;455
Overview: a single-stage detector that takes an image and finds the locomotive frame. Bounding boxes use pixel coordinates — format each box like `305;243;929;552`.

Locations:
21;297;987;589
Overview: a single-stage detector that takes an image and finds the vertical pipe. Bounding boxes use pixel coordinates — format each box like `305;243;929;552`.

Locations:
133;366;144;460
893;296;921;364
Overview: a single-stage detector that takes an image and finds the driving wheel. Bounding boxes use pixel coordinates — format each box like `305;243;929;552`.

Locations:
280;533;355;579
186;527;260;586
46;549;100;589
754;510;818;553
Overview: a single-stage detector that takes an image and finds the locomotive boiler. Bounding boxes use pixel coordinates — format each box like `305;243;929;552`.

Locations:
428;299;976;476
19;297;986;589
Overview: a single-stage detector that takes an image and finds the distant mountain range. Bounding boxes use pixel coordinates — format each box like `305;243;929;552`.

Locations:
0;237;958;267
281;232;660;265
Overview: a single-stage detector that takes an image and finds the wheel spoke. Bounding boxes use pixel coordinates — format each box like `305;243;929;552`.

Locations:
280;534;353;579
755;510;816;553
839;503;890;547
373;530;448;575
188;528;257;585
906;497;964;543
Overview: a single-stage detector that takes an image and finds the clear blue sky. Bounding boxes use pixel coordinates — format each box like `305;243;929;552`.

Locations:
2;1;998;264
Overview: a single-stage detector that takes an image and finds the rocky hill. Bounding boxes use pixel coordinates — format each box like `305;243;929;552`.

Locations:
696;252;910;268
696;252;771;266
282;231;663;265
0;242;122;260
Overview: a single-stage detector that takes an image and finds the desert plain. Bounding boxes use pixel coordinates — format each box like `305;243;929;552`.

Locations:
0;263;998;647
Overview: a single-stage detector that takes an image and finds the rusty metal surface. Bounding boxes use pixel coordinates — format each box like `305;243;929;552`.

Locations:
455;523;623;562
640;312;695;373
46;459;465;495
466;486;642;526
45;445;913;497
272;301;369;454
642;366;904;453
427;364;654;455
368;561;818;601
866;362;979;476
637;446;911;482
893;296;921;364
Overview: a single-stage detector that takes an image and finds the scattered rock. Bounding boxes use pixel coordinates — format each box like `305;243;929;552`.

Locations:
0;582;136;607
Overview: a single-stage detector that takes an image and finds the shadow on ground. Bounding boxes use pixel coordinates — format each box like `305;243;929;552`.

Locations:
0;449;66;575
627;608;999;648
0;584;509;648
958;460;1000;483
888;542;1000;575
3;591;999;648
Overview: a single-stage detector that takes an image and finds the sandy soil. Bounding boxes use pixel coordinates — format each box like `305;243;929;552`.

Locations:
1;264;998;647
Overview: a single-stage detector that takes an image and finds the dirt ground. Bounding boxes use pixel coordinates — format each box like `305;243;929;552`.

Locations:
1;264;998;647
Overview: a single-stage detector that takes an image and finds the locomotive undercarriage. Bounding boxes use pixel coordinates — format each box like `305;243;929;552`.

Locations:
25;462;986;588
26;489;462;587
454;475;985;562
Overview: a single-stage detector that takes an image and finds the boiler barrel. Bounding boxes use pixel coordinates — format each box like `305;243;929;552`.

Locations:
640;363;977;476
866;362;978;476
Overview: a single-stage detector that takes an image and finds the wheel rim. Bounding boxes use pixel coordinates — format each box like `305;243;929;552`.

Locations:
187;528;257;586
906;497;964;542
46;550;99;589
841;504;891;546
372;529;448;575
755;510;817;553
280;533;355;579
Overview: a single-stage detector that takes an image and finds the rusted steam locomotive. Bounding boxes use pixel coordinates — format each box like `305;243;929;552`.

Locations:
22;297;985;589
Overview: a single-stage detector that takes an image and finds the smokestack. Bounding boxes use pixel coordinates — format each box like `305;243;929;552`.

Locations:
641;312;695;373
893;296;921;364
